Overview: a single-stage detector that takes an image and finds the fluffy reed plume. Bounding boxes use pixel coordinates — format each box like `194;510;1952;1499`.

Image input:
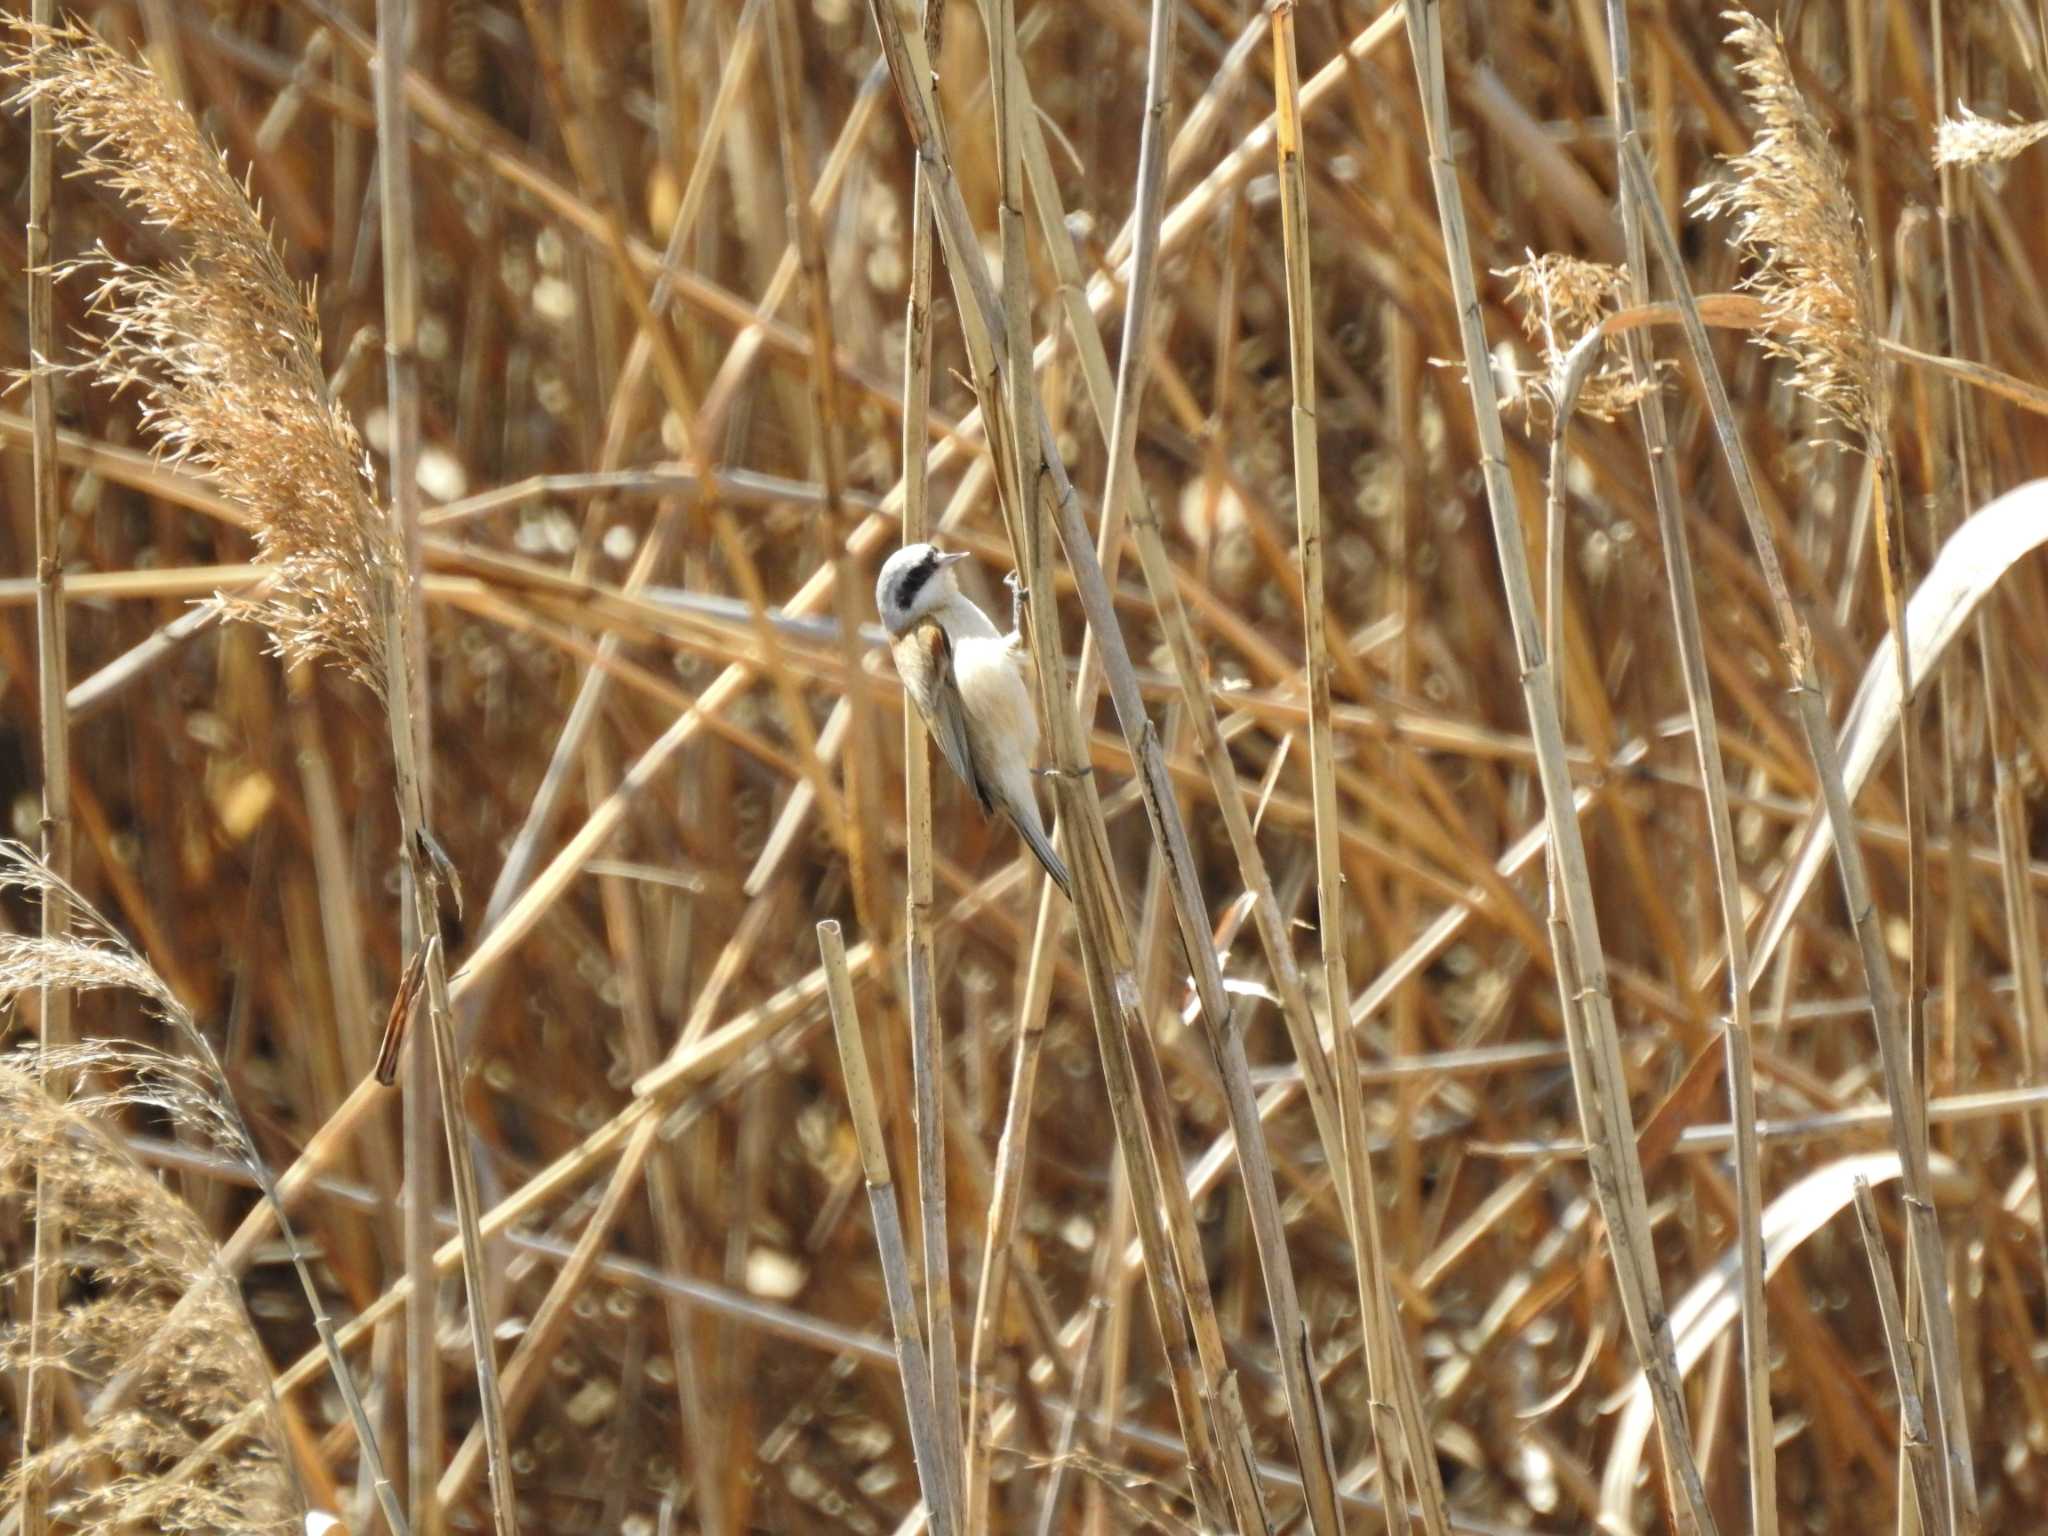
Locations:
1935;106;2048;169
1501;252;1654;420
1;21;397;689
0;1046;300;1536
0;843;345;1534
1692;10;1885;439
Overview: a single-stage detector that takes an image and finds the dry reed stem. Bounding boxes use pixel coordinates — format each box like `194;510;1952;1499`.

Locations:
979;1;1351;1520
1921;7;1988;1526
887;0;975;1522
772;0;961;1515
1272;7;1447;1534
865;1;1249;1525
1620;61;1988;1533
764;0;890;950
20;5;2048;1529
956;59;1152;1514
1600;5;1777;1531
18;10;68;1536
366;0;460;1525
1851;1176;1944;1530
1001;0;1366;1334
955;28;1156;1536
1026;0;1339;1525
818;920;956;1536
1398;4;1720;1532
1700;35;1930;1423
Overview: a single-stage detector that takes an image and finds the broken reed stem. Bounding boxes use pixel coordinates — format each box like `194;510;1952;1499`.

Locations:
1851;1178;1944;1532
20;6;69;1536
1599;4;1777;1531
1271;6;1447;1534
374;0;517;1530
1614;112;1982;1536
818;920;957;1536
1397;4;1720;1532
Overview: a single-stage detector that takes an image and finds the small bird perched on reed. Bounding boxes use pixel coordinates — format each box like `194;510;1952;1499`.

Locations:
876;543;1071;897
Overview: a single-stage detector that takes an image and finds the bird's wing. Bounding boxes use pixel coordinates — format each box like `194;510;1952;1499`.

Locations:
902;619;994;814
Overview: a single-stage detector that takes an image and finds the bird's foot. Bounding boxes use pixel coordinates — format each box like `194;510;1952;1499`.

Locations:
1005;568;1029;638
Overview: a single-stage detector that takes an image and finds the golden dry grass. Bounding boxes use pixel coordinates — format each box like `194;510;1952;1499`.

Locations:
2;3;2048;1535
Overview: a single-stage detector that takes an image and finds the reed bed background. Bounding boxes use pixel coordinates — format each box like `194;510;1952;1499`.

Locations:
4;1;2048;1533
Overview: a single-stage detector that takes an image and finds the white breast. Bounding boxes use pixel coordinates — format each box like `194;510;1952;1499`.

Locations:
950;634;1040;762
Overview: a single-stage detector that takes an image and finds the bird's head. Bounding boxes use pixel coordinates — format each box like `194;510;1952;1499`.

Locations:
875;542;970;636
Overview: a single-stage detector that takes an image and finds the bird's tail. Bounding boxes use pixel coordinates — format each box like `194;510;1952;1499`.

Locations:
1007;802;1072;899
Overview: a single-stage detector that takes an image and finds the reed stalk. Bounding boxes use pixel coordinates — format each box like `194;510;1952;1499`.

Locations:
819;920;957;1536
1398;4;1718;1529
1600;5;1776;1529
1272;7;1447;1532
19;6;70;1535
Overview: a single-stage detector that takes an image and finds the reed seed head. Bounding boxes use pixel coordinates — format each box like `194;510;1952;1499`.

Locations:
1691;10;1885;442
3;21;400;690
1934;106;2048;171
1501;252;1658;423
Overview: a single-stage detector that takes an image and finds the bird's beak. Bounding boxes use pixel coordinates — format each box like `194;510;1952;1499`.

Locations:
935;550;971;567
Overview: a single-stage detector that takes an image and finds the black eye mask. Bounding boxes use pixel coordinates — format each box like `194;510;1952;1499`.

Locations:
890;551;942;612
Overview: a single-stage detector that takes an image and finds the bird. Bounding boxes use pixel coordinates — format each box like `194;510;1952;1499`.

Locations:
875;543;1072;898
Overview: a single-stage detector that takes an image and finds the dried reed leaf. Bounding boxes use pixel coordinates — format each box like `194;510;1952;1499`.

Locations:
1754;476;2048;974
1691;11;1884;439
1934;106;2048;169
1597;1150;1968;1532
1;20;398;689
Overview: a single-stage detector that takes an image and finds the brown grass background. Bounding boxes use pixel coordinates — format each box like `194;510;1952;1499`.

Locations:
5;1;2048;1533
